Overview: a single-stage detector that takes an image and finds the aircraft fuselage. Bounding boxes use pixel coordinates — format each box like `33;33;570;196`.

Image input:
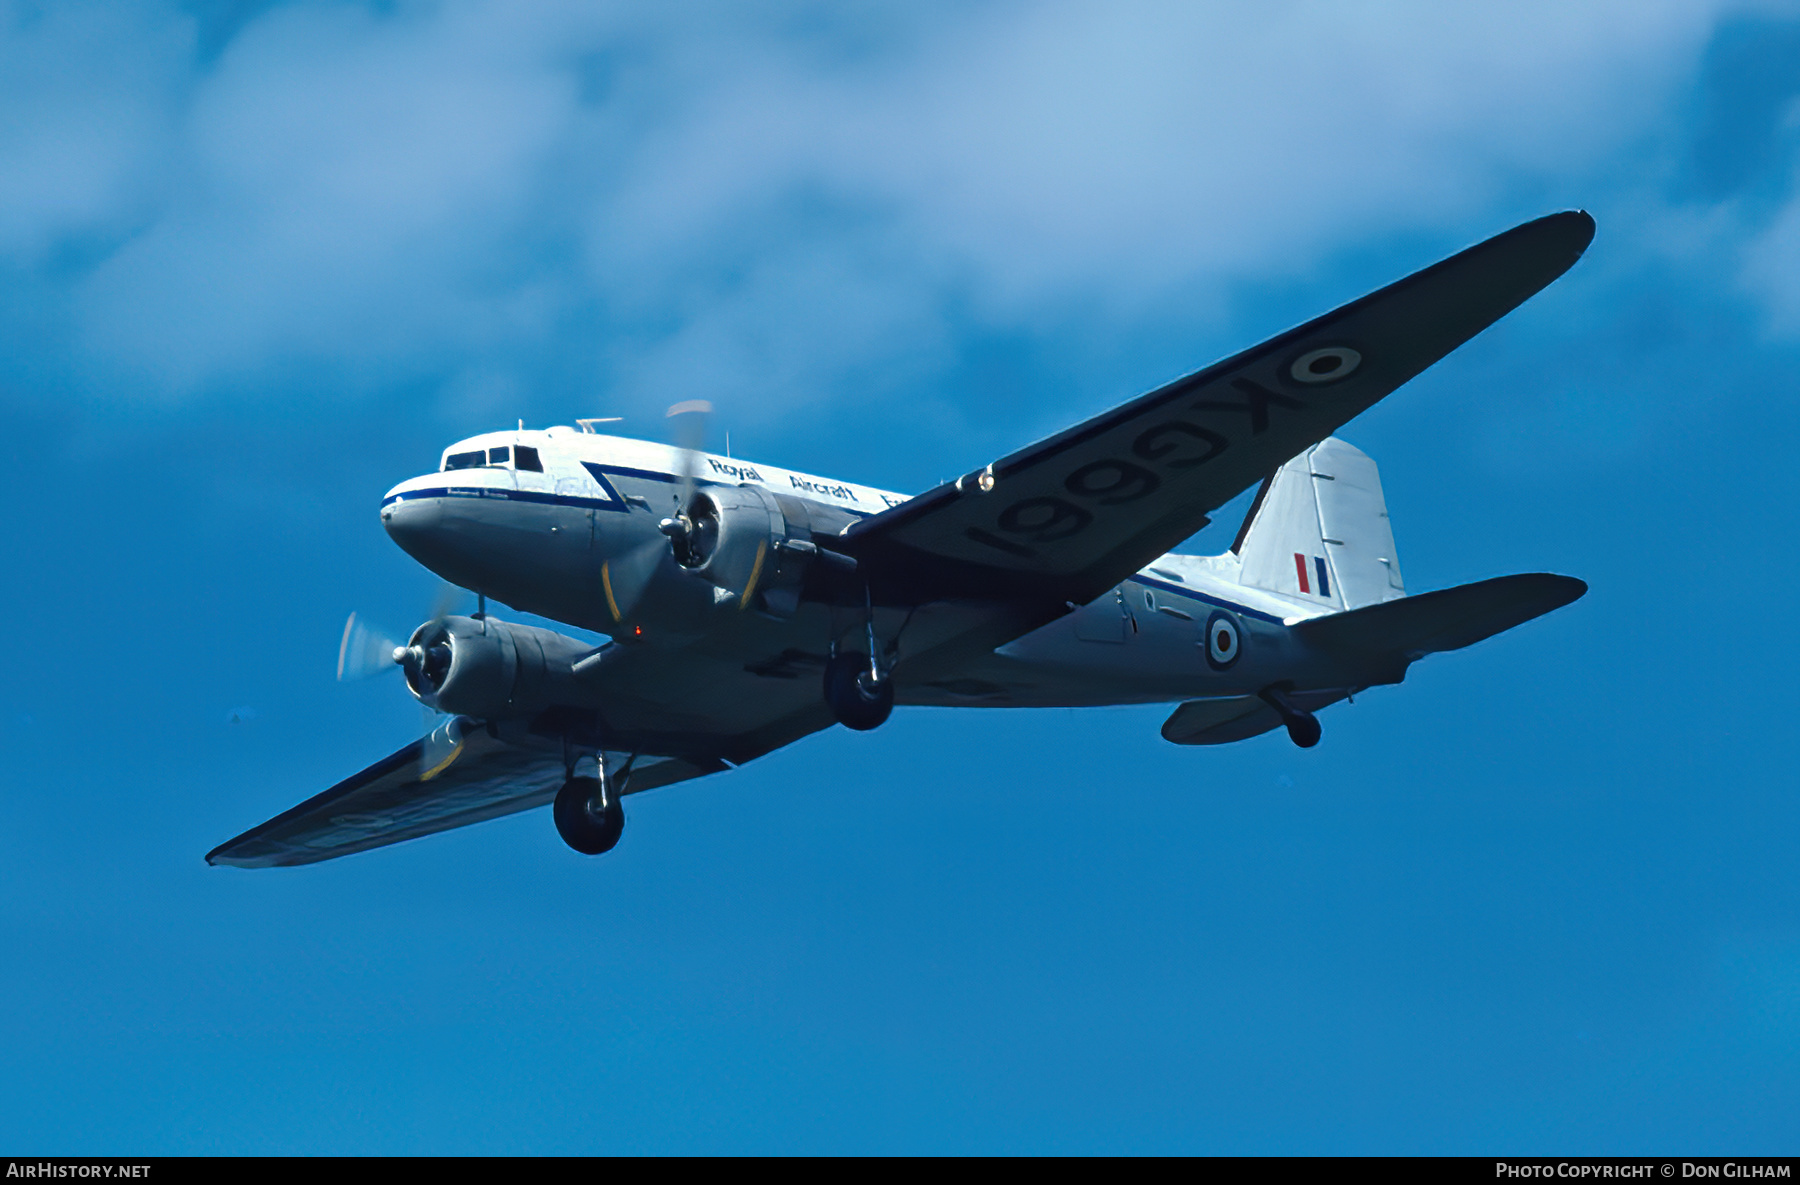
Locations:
380;426;1341;715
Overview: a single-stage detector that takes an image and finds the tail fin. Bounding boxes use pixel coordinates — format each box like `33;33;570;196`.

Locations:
1234;437;1405;610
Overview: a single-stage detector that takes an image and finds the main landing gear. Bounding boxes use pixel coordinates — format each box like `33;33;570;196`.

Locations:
823;651;893;731
554;768;625;855
1258;685;1322;749
823;586;895;731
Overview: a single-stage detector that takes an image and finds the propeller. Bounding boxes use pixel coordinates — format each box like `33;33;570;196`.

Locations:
599;534;673;627
596;400;719;630
335;582;463;683
417;710;467;781
667;399;711;517
336;612;405;682
659;400;712;566
335;584;473;777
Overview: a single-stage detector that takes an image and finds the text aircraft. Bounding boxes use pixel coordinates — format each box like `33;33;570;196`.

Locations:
209;212;1594;867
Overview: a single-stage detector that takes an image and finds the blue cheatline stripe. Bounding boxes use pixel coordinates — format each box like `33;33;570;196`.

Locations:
578;463;631;509
382;486;624;512
588;462;677;485
1130;574;1285;624
380;466;879;519
1315;556;1331;599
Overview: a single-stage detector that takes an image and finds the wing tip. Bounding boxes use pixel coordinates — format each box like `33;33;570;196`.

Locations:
1517;209;1597;267
203;845;259;869
205;843;302;869
1544;572;1589;608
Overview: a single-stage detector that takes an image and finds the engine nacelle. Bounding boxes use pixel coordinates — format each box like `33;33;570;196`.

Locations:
674;485;827;617
399;615;594;720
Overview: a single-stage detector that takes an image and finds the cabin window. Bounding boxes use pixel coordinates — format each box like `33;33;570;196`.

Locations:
514;445;542;472
444;450;485;471
488;446;510;465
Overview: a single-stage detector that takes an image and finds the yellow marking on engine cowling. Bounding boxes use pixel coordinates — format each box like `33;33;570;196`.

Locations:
602;561;622;623
739;539;768;609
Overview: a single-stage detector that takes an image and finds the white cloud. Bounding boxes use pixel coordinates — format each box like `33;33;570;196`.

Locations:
75;2;584;393
1739;96;1800;335
0;0;1755;408
610;0;1723;315
0;1;190;264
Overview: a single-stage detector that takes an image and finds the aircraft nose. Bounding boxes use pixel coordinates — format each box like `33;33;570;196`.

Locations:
381;493;443;561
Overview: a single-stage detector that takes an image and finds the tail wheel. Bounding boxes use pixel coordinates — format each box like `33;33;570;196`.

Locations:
1283;713;1322;749
1257;686;1322;750
823;653;894;731
553;776;624;855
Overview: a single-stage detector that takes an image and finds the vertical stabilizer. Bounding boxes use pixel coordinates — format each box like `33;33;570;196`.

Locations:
1235;437;1404;610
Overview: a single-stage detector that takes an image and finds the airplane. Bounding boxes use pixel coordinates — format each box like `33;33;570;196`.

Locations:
207;211;1595;868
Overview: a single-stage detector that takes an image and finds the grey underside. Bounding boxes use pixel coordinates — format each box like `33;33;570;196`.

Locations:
205;721;730;868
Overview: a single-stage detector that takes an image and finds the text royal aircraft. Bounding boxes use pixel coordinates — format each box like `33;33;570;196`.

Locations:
208;212;1594;866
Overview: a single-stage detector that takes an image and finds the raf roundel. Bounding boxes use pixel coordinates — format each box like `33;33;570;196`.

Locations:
1204;610;1243;670
1289;346;1362;385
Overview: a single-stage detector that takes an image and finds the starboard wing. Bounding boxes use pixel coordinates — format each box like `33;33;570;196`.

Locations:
206;717;724;868
838;212;1595;608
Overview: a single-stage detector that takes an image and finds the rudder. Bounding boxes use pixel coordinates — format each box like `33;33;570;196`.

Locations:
1235;437;1405;610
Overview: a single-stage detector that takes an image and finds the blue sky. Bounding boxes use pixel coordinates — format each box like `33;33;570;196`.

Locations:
2;0;1798;1154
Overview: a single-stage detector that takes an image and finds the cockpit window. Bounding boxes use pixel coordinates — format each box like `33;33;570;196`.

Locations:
515;445;542;472
488;446;510;465
444;450;486;471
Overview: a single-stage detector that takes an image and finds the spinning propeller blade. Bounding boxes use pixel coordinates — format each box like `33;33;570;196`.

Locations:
597;402;716;631
667;399;711;516
427;581;461;623
600;536;672;627
418;714;466;780
335;583;465;681
337;612;403;682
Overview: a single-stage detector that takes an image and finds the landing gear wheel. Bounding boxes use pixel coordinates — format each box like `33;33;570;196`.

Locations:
553;775;625;854
1258;686;1322;749
823;653;894;731
1283;714;1322;749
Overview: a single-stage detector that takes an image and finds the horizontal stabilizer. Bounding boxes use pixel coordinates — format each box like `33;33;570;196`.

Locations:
1294;573;1586;677
1161;696;1280;745
1161;689;1346;745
